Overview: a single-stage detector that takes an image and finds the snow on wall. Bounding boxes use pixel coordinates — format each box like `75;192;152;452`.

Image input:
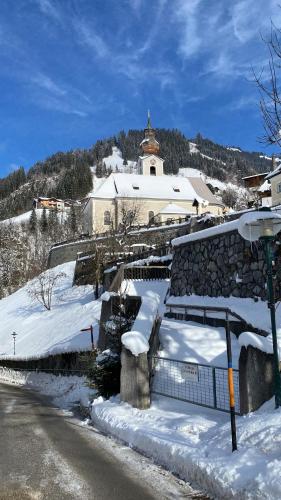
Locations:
121;280;169;356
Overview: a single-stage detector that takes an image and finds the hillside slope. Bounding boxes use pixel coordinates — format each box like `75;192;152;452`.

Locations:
0;129;273;221
0;261;101;360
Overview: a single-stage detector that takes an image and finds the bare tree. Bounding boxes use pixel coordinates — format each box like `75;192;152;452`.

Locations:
221;187;239;209
118;199;142;235
27;271;66;310
254;22;281;147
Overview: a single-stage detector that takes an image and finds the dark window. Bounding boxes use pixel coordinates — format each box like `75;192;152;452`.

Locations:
173;186;180;192
148;211;154;222
104;211;111;225
150;166;156;175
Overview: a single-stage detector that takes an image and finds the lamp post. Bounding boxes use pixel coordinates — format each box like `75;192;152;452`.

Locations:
238;208;281;408
11;331;17;356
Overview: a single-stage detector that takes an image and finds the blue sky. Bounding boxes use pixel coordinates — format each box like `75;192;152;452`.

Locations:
0;0;281;177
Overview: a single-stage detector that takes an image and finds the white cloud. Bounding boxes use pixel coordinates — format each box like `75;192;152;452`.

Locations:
73;20;109;59
175;0;202;58
31;73;67;96
35;0;61;22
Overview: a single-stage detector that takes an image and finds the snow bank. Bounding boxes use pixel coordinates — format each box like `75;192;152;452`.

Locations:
121;280;169;356
124;254;172;268
91;394;281;499
172;219;239;246
159;319;240;368
238;211;281;242
239;331;275;355
0;261;101;360
0;367;94;408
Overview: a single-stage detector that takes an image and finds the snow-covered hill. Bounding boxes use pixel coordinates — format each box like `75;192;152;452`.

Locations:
0;261;101;360
0;208;68;226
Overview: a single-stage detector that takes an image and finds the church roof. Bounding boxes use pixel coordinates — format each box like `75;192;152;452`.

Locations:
90;173;222;205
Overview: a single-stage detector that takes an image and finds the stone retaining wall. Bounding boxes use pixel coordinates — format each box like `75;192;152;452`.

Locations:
171;229;271;300
48;222;189;269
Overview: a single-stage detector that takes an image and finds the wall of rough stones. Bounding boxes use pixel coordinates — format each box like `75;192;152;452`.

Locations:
170;229;273;301
48;222;190;268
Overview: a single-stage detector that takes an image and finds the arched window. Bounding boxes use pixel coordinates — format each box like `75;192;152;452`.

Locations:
150;166;156;176
104;210;111;225
148;211;154;223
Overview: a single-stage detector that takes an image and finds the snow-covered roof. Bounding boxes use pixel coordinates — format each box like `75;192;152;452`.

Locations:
159;203;193;215
89;173;221;205
265;165;281;180
242;172;269;180
258;179;271;193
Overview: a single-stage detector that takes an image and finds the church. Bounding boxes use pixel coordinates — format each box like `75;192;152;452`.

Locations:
83;115;223;235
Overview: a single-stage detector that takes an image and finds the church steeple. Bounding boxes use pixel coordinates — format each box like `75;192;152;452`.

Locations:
147;109;152;129
140;111;160;156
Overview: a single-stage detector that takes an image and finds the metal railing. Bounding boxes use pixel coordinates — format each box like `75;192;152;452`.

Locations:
165;303;246;325
150;356;240;414
124;266;170;281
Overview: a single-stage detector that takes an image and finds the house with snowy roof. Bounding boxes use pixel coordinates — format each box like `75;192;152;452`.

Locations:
83;114;223;235
265;156;281;206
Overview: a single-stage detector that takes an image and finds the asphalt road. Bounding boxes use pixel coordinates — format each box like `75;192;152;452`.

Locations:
0;382;167;500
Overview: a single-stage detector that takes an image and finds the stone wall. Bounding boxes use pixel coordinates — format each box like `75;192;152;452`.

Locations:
239;345;274;414
171;229;270;300
48;222;190;269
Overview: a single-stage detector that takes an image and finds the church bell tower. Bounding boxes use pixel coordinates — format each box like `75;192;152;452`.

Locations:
138;111;164;176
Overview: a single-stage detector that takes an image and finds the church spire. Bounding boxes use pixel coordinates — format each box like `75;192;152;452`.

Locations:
147;109;152;129
140;111;160;155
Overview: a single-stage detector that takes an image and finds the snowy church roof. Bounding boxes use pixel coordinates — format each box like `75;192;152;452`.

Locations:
89;173;222;205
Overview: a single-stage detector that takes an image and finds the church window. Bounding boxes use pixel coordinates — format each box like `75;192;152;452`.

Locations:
150;166;156;176
148;211;154;222
104;210;111;225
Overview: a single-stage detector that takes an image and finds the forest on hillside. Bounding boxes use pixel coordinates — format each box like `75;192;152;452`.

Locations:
0;128;271;220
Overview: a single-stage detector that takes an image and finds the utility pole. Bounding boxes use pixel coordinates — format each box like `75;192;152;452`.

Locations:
11;332;17;356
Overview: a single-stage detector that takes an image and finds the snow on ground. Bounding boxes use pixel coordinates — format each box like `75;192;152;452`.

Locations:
0;261;101;360
121;280;169;356
91;393;281;499
167;293;281;339
159;318;240;368
0;367;93;408
0;208;68;225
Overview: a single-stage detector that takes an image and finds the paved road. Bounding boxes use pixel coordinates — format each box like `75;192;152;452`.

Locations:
0;382;167;500
0;382;209;500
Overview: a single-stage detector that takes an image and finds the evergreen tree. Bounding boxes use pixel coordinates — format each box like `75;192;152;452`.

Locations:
40;207;48;233
29;208;37;233
69;205;77;235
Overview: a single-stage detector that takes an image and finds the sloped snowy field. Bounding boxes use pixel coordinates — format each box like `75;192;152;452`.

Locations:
0;261;101;360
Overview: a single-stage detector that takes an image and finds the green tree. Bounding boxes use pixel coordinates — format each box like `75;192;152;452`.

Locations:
29;208;37;233
40;207;48;233
69;205;77;235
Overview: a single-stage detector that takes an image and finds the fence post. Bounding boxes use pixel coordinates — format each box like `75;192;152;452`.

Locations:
226;311;238;452
212;367;217;409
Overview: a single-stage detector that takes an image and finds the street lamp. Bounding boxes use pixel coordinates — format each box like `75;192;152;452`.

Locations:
238;208;281;408
11;331;17;356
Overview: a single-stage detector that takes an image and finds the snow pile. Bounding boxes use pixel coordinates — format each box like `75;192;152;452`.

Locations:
0;367;94;408
91;394;281;499
0;261;101;360
239;331;275;355
159;319;240;367
124;254;172;268
238;211;281;242
121;280;169;356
